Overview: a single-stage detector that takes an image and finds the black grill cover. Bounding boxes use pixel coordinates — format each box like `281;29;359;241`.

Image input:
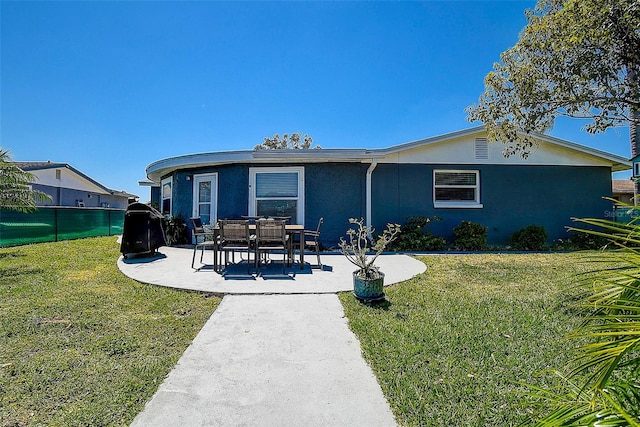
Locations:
120;203;167;257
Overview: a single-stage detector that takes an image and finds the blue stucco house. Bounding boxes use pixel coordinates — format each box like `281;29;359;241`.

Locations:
143;127;629;247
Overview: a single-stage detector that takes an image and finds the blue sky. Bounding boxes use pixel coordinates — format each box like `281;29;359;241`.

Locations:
1;1;632;200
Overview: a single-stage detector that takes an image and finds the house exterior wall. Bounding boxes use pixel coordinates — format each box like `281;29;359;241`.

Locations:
162;163;369;248
371;164;613;245
32;167;106;193
163;162;613;247
31;183;130;209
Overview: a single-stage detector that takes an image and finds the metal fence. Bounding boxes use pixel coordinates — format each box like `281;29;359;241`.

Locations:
0;207;125;247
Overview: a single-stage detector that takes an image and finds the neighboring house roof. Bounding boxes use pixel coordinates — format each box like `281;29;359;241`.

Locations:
145;126;631;183
613;179;635;195
16;161;138;198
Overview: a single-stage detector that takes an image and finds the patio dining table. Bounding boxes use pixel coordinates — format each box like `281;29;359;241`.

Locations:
200;223;305;271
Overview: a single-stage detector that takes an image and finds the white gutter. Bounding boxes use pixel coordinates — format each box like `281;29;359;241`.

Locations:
366;159;378;231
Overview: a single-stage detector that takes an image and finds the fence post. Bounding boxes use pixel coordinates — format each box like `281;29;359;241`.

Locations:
55;207;59;242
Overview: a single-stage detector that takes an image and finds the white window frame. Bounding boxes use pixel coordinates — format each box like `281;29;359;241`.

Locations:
192;173;218;225
433;169;483;209
161;176;173;216
249;166;305;225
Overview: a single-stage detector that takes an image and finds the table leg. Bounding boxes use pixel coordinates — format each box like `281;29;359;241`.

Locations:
299;229;304;270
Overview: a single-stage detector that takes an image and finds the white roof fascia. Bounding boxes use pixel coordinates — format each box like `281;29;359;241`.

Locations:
531;132;630;171
146;149;383;181
376;127;486;155
251;148;381;162
377;126;630;171
146;150;254;182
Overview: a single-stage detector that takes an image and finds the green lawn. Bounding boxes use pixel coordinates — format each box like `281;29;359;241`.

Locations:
340;253;603;426
0;237;221;426
1;237;605;426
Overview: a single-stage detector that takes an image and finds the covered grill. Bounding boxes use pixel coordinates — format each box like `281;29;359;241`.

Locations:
120;202;166;258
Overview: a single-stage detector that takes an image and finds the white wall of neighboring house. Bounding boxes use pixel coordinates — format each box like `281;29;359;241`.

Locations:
32;167;108;194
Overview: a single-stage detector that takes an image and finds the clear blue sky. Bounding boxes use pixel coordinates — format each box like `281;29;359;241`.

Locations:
1;1;632;200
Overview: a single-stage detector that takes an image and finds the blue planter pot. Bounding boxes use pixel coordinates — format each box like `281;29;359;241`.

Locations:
353;271;385;302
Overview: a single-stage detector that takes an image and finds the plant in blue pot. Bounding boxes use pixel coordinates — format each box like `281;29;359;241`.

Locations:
339;218;400;302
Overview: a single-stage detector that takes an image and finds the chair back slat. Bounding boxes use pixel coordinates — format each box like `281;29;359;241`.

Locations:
256;220;286;243
220;219;250;242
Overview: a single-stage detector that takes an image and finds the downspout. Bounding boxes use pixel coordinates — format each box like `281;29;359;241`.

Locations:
366;159;378;232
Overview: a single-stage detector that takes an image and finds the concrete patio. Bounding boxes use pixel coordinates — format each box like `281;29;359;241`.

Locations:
117;246;427;294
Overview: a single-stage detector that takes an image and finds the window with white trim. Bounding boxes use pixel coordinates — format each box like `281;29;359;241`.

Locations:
433;170;482;208
249;167;304;224
161;176;172;215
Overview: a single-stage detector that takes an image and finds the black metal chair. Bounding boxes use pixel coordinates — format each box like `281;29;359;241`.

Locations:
300;217;323;268
218;219;253;273
255;219;289;274
189;217;218;269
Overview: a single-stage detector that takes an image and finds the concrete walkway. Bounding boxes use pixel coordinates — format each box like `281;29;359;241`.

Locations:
120;246;426;426
130;294;397;427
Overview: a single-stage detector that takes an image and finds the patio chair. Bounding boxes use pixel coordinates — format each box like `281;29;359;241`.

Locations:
190;217;218;269
255;219;289;274
299;217;323;268
219;219;253;273
241;215;264;224
269;216;291;224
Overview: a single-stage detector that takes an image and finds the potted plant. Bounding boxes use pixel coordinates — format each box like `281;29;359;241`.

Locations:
339;218;400;302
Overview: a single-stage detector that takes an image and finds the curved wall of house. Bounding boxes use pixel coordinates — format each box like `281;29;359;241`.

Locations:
164;163;369;248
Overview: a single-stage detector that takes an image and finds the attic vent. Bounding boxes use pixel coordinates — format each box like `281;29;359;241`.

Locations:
55;169;61;180
475;138;488;160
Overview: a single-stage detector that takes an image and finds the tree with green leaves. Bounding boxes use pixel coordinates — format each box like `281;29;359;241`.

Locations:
254;133;320;150
0;148;51;212
466;0;640;159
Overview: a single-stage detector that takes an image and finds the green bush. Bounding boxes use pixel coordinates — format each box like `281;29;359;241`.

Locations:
452;220;488;251
163;215;188;245
389;216;446;251
509;225;548;251
567;229;610;250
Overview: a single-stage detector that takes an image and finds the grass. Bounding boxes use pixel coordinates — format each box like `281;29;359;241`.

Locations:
0;237;611;426
339;252;607;427
0;237;221;426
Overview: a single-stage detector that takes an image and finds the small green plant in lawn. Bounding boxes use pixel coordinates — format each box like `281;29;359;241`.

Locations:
452;220;488;251
509;224;548;251
0;237;221;426
389;216;446;251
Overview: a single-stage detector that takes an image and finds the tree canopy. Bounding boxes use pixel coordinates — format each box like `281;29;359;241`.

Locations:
0;148;51;212
466;0;640;158
254;133;320;150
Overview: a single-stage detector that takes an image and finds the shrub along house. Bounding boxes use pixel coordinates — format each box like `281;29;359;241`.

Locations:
143;127;629;246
